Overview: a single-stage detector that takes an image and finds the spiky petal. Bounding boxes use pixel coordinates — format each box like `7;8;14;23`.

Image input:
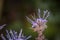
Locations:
1;34;6;40
0;24;6;30
18;29;22;38
38;9;41;18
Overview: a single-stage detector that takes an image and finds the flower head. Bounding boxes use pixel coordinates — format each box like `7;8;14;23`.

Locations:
26;8;50;31
1;29;31;40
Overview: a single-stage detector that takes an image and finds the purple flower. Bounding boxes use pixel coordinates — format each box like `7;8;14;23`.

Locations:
26;8;50;40
1;29;31;40
26;8;50;30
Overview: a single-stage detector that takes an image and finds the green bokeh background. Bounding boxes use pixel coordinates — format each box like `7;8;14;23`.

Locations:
0;0;60;40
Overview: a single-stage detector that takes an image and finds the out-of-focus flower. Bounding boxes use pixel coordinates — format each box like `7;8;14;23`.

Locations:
1;29;31;40
26;8;50;40
0;24;6;30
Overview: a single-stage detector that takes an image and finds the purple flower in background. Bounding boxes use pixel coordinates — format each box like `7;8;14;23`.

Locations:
0;24;6;30
1;29;31;40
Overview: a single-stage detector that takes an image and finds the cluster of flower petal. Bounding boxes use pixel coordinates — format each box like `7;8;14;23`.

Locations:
26;8;50;31
1;29;31;40
0;24;6;30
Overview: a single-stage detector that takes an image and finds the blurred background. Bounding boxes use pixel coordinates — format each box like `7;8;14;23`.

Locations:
0;0;60;40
